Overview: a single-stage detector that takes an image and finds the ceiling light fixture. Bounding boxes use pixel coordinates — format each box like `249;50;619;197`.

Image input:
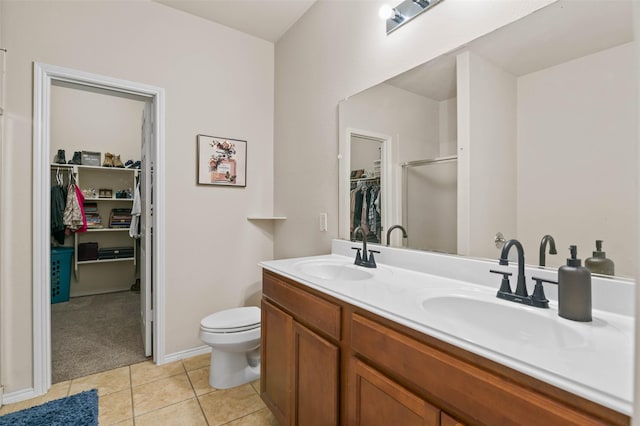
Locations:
379;4;394;20
385;0;443;34
413;0;430;8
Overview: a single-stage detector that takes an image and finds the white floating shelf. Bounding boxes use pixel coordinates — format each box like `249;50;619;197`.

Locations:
247;216;287;220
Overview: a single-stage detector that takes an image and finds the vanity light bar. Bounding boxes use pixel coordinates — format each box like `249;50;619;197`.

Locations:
385;0;444;35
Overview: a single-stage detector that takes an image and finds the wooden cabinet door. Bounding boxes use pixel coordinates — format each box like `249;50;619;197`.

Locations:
441;412;466;426
349;358;439;426
261;299;293;426
292;322;339;426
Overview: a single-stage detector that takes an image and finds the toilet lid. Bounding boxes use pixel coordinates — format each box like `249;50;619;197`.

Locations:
200;306;260;332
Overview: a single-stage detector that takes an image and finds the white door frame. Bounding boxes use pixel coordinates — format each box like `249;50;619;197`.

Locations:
33;62;167;394
338;127;398;244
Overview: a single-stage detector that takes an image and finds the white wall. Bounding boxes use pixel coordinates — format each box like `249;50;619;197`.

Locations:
439;97;457;156
274;0;555;259
351;136;381;172
405;160;457;252
340;83;440;163
457;51;517;259
517;42;637;277
634;4;640;424
51;85;146;165
1;0;273;393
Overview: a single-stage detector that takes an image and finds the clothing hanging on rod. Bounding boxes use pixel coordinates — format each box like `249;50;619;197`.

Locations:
350;180;381;243
51;169;68;244
62;167;87;234
129;180;141;238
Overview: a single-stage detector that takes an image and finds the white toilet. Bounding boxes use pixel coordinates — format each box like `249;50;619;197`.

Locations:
199;306;261;389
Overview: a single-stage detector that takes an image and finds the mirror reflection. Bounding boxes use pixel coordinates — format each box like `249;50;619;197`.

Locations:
338;0;636;278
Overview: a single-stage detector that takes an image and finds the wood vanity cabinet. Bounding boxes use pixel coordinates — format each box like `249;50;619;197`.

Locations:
261;272;340;426
261;270;629;426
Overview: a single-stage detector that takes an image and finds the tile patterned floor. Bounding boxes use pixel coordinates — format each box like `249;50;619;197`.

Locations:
0;353;280;425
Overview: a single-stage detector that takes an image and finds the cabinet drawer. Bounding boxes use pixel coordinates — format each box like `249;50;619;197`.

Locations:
349;358;439;426
351;313;609;426
263;271;341;340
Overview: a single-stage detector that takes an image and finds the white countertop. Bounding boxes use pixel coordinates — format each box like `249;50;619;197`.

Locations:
260;241;634;416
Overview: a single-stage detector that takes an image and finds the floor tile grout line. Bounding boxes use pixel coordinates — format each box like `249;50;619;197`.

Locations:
220;407;270;425
131;369;188;389
134;396;204;422
128;365;136;426
63;379;72;397
185;360;212;426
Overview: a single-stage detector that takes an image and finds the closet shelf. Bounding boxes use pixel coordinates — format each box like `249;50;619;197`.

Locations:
77;257;134;265
84;228;130;233
84;197;133;202
50;163;138;173
53;163;139;280
350;177;380;183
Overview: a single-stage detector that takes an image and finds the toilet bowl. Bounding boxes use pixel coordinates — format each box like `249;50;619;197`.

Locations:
199;306;261;389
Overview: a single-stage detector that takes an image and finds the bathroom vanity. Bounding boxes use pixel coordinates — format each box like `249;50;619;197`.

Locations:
260;241;632;425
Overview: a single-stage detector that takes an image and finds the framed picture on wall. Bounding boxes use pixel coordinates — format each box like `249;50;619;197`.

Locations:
197;134;247;187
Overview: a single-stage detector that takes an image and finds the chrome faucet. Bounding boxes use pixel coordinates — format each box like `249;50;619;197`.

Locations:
352;226;379;268
539;234;557;267
386;225;408;246
490;238;553;308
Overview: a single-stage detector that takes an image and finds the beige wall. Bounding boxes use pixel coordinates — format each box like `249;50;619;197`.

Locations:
1;0;273;393
517;42;637;277
273;0;555;259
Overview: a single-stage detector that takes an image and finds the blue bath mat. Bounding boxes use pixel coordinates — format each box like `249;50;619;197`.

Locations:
0;389;98;425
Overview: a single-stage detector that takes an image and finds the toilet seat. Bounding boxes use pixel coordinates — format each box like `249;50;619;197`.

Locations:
200;306;260;334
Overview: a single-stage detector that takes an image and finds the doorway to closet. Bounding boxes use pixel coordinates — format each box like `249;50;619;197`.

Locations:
49;83;148;383
33;63;166;396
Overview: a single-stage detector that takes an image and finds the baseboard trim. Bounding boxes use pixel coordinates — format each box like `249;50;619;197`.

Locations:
162;345;211;364
2;387;37;405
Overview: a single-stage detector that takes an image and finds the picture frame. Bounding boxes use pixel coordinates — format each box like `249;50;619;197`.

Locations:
197;134;247;187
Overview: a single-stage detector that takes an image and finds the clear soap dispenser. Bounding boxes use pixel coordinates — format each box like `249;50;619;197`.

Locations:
558;245;592;322
585;240;615;276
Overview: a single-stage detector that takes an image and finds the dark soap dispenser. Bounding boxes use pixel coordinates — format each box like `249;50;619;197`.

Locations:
585;240;615;276
558;245;592;322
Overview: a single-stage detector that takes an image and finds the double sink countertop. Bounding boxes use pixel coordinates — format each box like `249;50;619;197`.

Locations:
260;239;634;415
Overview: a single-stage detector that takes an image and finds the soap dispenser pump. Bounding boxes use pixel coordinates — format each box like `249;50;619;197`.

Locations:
558;245;592;322
585;240;615;276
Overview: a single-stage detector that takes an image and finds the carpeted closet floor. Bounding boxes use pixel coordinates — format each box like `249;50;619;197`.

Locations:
51;291;150;383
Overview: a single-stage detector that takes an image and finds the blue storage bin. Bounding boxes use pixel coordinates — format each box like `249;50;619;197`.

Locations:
51;247;74;304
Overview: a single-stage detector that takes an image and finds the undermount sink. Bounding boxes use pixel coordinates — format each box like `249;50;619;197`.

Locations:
420;295;586;349
294;260;374;281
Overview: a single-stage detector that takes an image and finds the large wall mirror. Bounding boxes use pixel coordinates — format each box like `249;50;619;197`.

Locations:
338;0;636;279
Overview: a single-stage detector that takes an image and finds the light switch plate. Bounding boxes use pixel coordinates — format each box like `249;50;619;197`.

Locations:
319;213;328;232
